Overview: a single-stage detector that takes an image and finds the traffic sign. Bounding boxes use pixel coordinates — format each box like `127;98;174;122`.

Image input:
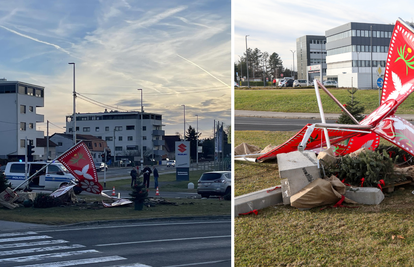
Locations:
377;77;384;88
377;66;382;76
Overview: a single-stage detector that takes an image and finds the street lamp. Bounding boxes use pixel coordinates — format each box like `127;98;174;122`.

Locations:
290;50;296;79
137;89;144;170
245;35;250;88
68;62;76;145
195;114;199;166
238;55;243;86
182;105;186;141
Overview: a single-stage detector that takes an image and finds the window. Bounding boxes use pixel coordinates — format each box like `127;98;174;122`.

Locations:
128;136;133;141
143;136;147;140
105;127;109;131
143;146;147;152
29;106;33;112
143;126;146;131
95;127;99;132
58;142;62;146
119;136;122;141
29;123;33;129
83;127;90;132
115;126;123;131
126;125;135;130
357;30;360;37
20;105;26;114
27;87;34;96
20;122;26;131
115;146;123;151
20;139;25;148
105;137;113;141
48;165;62;175
18;86;26;94
127;146;138;151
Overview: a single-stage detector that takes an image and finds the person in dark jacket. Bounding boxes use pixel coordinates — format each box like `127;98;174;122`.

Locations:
153;166;159;189
130;167;138;187
142;165;152;189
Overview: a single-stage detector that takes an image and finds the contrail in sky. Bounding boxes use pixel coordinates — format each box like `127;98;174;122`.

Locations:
0;25;71;55
176;54;230;88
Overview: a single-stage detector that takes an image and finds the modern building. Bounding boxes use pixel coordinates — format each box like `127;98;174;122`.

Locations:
325;22;394;88
296;35;327;81
50;133;108;162
65;110;165;163
0;79;45;160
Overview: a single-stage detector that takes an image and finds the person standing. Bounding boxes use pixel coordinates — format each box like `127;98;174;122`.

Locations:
130;167;138;187
153;166;159;189
273;78;276;87
142;165;152;189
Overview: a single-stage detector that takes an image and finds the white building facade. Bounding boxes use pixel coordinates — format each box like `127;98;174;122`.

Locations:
325;22;394;89
0;80;45;160
65;110;165;163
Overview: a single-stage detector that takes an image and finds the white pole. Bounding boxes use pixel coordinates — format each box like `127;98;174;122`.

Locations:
196;114;198;167
138;89;144;170
68;63;76;145
313;79;331;148
182;105;186;141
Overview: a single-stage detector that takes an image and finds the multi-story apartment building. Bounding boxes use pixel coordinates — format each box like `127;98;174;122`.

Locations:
65;110;165;163
325;22;394;88
296;35;327;81
0;80;45;160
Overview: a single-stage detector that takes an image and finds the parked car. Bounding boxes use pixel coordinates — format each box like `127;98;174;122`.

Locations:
197;171;231;198
234;81;239;87
166;160;176;167
285;79;294;87
278;79;288;87
293;79;308;87
119;159;131;166
95;162;108;172
323;80;338;87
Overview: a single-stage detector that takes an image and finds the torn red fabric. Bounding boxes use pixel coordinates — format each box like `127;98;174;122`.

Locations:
239;209;258;216
267;186;281;193
57;141;103;194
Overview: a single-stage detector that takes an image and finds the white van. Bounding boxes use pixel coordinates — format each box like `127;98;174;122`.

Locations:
5;161;80;193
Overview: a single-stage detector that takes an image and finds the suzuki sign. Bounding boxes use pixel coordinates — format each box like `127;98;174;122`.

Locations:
175;141;190;181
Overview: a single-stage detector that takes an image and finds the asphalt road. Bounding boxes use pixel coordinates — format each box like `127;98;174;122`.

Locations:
0;218;231;267
235;117;336;131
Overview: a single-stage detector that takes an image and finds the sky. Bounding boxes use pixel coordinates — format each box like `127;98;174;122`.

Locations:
0;0;231;139
234;0;414;75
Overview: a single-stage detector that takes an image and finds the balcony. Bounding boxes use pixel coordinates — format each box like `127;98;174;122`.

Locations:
153;139;165;146
152;130;165;136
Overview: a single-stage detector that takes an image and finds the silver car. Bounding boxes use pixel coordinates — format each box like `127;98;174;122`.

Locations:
197;171;231;198
293;79;308;87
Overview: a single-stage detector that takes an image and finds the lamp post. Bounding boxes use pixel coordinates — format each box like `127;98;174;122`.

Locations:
195;114;199;167
182;105;186;141
290;50;296;79
245;35;250;88
238;55;243;86
68;62;76;145
137;89;144;170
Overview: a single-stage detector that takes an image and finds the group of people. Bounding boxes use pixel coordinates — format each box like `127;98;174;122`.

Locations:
130;165;159;189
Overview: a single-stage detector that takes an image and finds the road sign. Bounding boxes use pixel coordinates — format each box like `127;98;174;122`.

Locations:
377;66;382;76
377;77;384;88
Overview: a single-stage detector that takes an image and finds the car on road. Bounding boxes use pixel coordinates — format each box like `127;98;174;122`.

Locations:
197;171;231;198
293;79;308;87
95;162;108;172
278;79;287;87
166;160;176;167
323;80;338;87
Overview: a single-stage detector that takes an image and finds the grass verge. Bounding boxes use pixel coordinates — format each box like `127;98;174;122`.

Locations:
0;170;230;225
235;130;414;266
235;88;414;114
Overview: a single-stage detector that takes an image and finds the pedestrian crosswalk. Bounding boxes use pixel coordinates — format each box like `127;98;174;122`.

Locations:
0;231;131;267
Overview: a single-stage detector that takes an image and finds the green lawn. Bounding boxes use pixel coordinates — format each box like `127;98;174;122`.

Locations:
235;88;414;114
234;130;414;266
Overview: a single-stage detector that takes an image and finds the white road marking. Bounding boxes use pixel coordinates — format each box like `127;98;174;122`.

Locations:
1;244;85;256
14;256;127;267
0;239;68;249
162;260;229;267
0;249;99;263
0;231;38;237
0;235;51;243
96;235;231;247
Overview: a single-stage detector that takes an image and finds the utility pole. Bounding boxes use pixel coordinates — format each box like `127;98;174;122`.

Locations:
68;62;76;145
290;50;296;79
47;120;49;161
245;35;250;88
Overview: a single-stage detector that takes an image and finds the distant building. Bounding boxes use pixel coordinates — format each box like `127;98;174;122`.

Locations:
50;133;108;162
325;22;394;88
0;79;45;160
36;137;57;161
296;35;327;81
65;110;165;163
163;135;181;160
